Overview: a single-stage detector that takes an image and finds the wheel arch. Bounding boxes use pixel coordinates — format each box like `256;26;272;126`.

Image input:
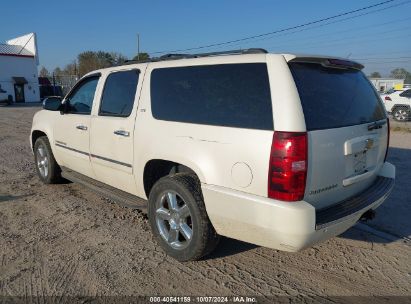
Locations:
392;104;411;111
142;158;204;199
31;130;48;151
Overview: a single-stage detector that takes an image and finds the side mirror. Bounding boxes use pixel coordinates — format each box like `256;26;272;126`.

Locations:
42;96;63;111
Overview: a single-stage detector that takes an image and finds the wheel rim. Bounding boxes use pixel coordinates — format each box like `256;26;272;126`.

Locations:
394;109;408;121
155;191;193;250
36;144;49;178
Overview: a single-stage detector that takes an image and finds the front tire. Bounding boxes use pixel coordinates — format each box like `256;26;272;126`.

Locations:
148;174;219;261
392;107;410;121
34;136;62;184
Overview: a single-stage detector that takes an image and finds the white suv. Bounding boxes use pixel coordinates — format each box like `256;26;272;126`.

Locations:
383;89;411;121
30;49;395;261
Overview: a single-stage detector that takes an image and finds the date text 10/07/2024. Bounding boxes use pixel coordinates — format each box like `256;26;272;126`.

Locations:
149;296;257;303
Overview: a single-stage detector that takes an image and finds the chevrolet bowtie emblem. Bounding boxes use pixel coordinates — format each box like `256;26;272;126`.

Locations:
365;139;374;150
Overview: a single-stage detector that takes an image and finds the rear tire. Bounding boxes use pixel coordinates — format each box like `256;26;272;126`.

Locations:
34;136;62;184
148;174;220;261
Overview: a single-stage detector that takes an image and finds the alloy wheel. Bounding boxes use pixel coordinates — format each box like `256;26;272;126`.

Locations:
394;109;409;121
155;191;193;250
36;144;49;178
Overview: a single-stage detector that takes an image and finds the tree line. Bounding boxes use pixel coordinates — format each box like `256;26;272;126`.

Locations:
369;68;411;83
39;52;411;85
39;51;150;78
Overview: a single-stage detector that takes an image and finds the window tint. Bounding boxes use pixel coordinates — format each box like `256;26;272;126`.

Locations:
289;63;386;130
100;70;140;116
150;63;273;130
400;89;411;97
67;76;99;114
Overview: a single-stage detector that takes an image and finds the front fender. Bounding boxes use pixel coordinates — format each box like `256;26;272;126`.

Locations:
30;110;60;159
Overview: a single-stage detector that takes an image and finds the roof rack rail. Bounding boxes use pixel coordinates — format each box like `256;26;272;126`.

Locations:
160;48;268;60
123;48;268;65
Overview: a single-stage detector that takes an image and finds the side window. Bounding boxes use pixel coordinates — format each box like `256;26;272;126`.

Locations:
99;70;140;117
400;89;411;97
150;63;273;130
67;76;99;114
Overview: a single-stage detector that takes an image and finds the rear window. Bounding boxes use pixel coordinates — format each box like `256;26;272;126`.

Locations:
150;63;273;130
289;62;386;131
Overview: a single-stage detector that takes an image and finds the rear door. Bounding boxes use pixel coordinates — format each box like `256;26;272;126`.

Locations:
90;67;144;194
289;61;388;209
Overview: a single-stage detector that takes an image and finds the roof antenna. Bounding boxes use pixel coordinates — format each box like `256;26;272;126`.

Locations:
346;53;352;58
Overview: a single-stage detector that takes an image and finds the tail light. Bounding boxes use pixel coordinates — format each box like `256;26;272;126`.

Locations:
384;96;392;101
268;132;308;202
384;118;390;162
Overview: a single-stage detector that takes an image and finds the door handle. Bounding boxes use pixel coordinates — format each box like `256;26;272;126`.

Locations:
76;124;88;131
114;130;130;137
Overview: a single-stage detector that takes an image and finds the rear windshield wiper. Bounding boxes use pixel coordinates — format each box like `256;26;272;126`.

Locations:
367;120;386;131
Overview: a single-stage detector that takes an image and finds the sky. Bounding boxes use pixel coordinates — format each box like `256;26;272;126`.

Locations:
1;0;410;76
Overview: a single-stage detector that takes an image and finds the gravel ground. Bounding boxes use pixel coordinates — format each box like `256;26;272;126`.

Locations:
0;104;410;301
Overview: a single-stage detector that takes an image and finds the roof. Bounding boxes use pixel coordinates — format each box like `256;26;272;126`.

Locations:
0;43;34;57
84;49;365;77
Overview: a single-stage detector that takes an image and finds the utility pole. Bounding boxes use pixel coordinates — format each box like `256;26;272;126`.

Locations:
137;34;140;61
52;72;56;95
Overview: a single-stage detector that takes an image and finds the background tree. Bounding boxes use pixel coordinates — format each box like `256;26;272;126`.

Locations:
369;72;381;78
390;68;411;83
110;52;128;65
132;52;150;62
39;66;50;77
77;51;128;76
52;67;63;83
63;60;78;76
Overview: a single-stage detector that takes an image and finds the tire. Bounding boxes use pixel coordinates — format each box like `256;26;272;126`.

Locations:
392;107;410;121
34;136;62;184
148;174;220;261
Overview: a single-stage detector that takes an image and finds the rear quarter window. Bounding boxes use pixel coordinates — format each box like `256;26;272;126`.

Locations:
150;63;273;130
289;62;386;130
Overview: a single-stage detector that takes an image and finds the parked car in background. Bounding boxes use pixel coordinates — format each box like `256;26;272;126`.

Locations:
382;89;411;121
30;49;395;261
39;85;63;101
38;77;64;101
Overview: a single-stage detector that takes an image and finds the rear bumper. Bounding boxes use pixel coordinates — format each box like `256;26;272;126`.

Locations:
202;162;395;252
315;176;394;229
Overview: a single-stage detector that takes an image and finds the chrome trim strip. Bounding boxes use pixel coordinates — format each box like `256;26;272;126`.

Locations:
55;140;67;146
90;154;132;168
55;143;132;168
55;143;89;156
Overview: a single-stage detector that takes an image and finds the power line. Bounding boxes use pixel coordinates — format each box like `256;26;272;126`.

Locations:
270;32;411;53
354;49;411;56
149;0;400;55
354;56;411;60
266;24;411;51
251;15;411;47
210;1;411;51
362;60;411;64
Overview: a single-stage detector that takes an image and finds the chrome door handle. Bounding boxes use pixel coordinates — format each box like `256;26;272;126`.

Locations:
114;130;130;137
76;125;88;131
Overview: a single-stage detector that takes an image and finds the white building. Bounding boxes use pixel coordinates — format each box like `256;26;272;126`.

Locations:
368;77;405;93
0;33;40;103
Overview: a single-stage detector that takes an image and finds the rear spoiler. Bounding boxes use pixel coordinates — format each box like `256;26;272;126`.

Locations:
289;57;364;70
